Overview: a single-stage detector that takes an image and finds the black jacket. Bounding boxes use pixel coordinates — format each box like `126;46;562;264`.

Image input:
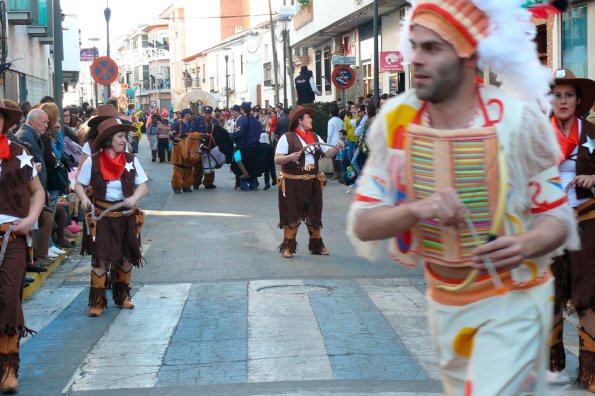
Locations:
295;70;315;105
274;115;290;137
15;124;47;190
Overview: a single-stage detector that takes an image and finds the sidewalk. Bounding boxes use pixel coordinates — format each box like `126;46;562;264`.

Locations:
23;233;82;299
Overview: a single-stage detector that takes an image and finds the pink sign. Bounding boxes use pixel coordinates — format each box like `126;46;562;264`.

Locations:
380;51;404;72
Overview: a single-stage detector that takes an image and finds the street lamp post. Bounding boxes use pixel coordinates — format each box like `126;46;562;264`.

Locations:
281;19;289;108
104;2;112;100
89;37;100;108
225;54;229;110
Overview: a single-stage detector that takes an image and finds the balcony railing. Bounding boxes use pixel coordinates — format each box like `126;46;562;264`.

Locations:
294;2;313;30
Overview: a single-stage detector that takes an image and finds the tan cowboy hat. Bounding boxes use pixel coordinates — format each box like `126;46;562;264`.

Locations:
553;69;595;118
0;98;23;133
289;105;316;130
93;117;136;152
88;104;118;128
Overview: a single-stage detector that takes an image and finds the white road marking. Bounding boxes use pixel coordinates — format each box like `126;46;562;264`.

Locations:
360;279;441;380
64;283;191;392
22;286;85;345
247;280;333;382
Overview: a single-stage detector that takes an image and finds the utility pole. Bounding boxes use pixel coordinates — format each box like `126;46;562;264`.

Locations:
53;0;63;127
373;0;380;103
268;0;280;106
104;2;112;100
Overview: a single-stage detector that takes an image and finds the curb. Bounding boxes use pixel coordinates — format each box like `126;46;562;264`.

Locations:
23;233;82;299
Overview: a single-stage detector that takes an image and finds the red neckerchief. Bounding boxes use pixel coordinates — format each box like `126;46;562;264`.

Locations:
552;116;579;163
99;151;126;181
294;128;315;144
0;134;11;161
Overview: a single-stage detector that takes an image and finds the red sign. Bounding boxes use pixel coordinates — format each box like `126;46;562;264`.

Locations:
331;65;356;90
90;56;119;86
379;51;404;73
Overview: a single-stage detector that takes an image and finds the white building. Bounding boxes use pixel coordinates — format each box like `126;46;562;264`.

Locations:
2;0;55;103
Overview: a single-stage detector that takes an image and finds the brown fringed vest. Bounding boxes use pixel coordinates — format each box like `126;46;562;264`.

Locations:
0;142;33;218
281;131;324;175
90;152;137;201
576;119;595;200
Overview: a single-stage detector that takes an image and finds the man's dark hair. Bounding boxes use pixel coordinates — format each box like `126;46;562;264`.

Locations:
347;101;354;107
107;98;118;109
40;96;55;104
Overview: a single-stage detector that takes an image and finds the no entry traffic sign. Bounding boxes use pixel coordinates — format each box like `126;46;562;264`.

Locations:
331;65;356;90
90;56;119;86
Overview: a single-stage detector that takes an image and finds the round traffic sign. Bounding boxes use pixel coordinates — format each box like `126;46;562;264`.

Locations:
90;56;119;86
331;65;356;90
150;100;157;108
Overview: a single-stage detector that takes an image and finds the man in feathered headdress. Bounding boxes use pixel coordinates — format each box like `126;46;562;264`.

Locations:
348;0;577;393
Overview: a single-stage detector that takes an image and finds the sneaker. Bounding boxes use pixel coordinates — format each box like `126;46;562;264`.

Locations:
49;246;66;255
182;188;193;193
205;184;217;189
192;185;201;190
173;189;182;194
47;251;59;258
66;224;82;234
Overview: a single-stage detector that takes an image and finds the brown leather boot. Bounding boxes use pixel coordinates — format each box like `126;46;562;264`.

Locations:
112;267;134;309
0;335;20;394
88;272;107;317
307;225;329;255
578;326;595;392
279;226;298;258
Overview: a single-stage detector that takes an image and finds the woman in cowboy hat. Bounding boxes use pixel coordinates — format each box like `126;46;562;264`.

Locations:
74;118;148;317
274;105;344;258
0;98;45;393
548;68;595;391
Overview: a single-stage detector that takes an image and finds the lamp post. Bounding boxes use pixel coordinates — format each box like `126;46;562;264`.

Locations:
89;37;100;108
224;54;229;110
281;18;289;108
104;1;112;99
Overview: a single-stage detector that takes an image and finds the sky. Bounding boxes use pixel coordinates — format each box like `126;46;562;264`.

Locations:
61;0;163;50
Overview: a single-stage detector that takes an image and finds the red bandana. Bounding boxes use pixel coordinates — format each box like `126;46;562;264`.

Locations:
99;151;126;181
295;128;315;145
552;116;579;163
0;134;11;161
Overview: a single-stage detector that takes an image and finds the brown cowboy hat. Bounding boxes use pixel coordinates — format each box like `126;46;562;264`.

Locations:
93;117;136;152
0;98;23;133
289;105;316;130
87;104;118;128
553;69;595;118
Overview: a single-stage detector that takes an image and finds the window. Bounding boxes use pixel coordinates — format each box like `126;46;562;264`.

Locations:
141;34;148;49
315;49;322;91
536;24;547;65
323;47;331;92
562;5;588;76
264;44;269;63
263;62;272;86
362;62;378;96
210;76;216;92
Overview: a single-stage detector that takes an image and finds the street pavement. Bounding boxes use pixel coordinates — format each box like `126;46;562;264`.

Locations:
19;139;590;395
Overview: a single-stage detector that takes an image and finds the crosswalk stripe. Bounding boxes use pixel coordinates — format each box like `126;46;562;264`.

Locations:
308;279;428;380
360;279;441;380
64;283;191;392
22;286;85;345
247;280;334;382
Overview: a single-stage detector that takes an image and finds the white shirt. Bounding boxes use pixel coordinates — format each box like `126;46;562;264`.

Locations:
275;133;331;165
327;116;343;146
0;140;38;224
77;156;148;202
